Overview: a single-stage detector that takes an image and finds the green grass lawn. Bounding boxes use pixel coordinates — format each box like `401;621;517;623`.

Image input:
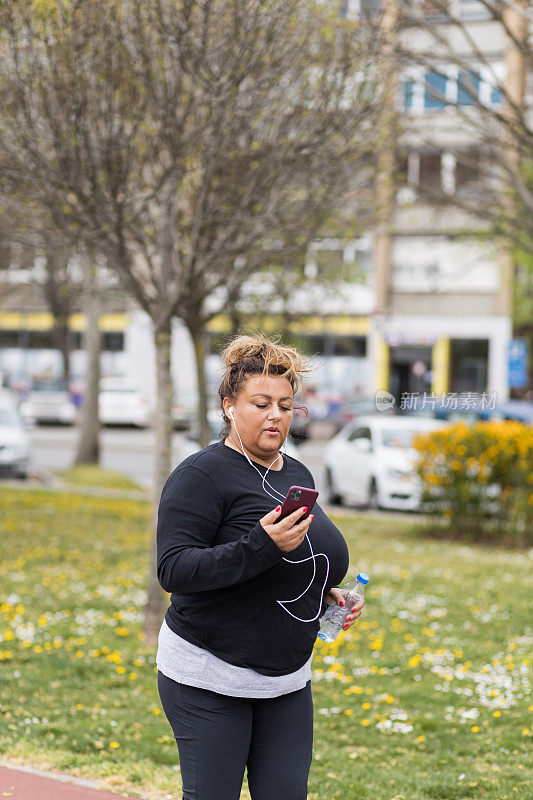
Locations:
0;487;531;800
57;465;146;492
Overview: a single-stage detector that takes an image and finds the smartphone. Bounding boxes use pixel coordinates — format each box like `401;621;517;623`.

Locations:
275;485;319;524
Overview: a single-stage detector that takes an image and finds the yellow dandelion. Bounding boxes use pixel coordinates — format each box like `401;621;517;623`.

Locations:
471;726;479;733
128;672;137;680
116;666;126;674
109;741;120;749
362;702;372;710
493;711;501;717
152;708;161;715
360;719;370;726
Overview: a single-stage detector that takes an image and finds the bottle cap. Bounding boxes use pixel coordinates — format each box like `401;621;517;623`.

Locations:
356;572;369;584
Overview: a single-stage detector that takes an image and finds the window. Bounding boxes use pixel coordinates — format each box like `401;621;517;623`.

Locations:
340;0;381;18
424;71;447;109
419;152;442;193
0;330;20;347
461;0;492;21
490;86;504;106
450;339;488;393
420;0;451;17
103;332;124;352
457;69;480;105
315;248;345;276
455;149;481;194
333;336;366;357
359;0;381;19
403;79;414;110
347;425;371;443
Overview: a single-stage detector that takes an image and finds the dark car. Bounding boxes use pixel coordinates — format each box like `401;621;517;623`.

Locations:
479;399;533;424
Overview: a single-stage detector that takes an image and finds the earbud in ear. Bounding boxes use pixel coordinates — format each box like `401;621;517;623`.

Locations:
228;406;234;418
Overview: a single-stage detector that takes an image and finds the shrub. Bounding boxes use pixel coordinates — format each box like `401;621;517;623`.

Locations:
412;420;533;547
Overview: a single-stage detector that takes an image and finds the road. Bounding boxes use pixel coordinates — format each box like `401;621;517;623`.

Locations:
26;425;328;492
21;424;411;520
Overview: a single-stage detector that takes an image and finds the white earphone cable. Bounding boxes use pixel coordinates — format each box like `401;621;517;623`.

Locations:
228;407;330;623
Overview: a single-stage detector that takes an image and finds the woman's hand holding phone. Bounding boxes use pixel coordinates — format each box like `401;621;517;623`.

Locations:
260;505;315;553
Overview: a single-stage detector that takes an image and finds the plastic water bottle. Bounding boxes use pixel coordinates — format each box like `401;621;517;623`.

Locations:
317;573;369;643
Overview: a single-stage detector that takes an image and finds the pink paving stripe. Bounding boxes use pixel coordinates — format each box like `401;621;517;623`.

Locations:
0;764;145;800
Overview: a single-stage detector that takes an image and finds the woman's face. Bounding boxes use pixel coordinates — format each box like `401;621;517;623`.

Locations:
224;373;294;458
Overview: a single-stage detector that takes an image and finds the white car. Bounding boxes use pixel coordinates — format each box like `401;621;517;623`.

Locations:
99;378;152;428
19;379;77;425
323;415;449;511
0;392;31;478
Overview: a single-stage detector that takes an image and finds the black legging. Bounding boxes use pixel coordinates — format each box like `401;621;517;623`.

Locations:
157;670;314;800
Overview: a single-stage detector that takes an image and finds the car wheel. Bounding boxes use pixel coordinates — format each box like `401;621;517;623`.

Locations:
366;477;379;510
325;467;343;505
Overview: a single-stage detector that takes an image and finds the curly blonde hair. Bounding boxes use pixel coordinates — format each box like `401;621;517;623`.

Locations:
218;333;316;436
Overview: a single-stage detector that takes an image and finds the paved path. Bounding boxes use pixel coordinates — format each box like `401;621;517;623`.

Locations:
0;763;145;800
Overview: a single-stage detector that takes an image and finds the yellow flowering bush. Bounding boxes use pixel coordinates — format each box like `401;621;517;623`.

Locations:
413;420;533;546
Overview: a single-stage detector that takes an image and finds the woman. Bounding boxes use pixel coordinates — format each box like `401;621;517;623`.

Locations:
156;334;365;800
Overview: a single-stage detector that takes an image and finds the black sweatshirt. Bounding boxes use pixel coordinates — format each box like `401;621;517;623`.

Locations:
156;440;350;676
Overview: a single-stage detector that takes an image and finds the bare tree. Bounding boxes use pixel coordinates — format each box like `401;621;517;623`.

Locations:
0;179;106;462
0;0;381;642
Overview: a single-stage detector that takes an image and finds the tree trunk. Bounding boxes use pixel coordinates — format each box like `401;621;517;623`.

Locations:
226;286;242;335
372;0;399;319
42;252;74;385
190;322;211;449
143;322;173;647
52;316;72;385
74;255;101;465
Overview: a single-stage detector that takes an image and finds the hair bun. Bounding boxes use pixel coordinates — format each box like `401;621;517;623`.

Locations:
221;333;315;395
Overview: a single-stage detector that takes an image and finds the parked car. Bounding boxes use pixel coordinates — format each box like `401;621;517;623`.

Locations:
18;378;77;425
99;377;152;427
401;397;533;426
479;399;533;424
331;397;394;432
172;392;197;431
0;391;31;478
179;410;300;463
290;389;346;442
323;415;449;511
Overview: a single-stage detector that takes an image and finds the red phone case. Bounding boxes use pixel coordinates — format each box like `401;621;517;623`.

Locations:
276;485;319;523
